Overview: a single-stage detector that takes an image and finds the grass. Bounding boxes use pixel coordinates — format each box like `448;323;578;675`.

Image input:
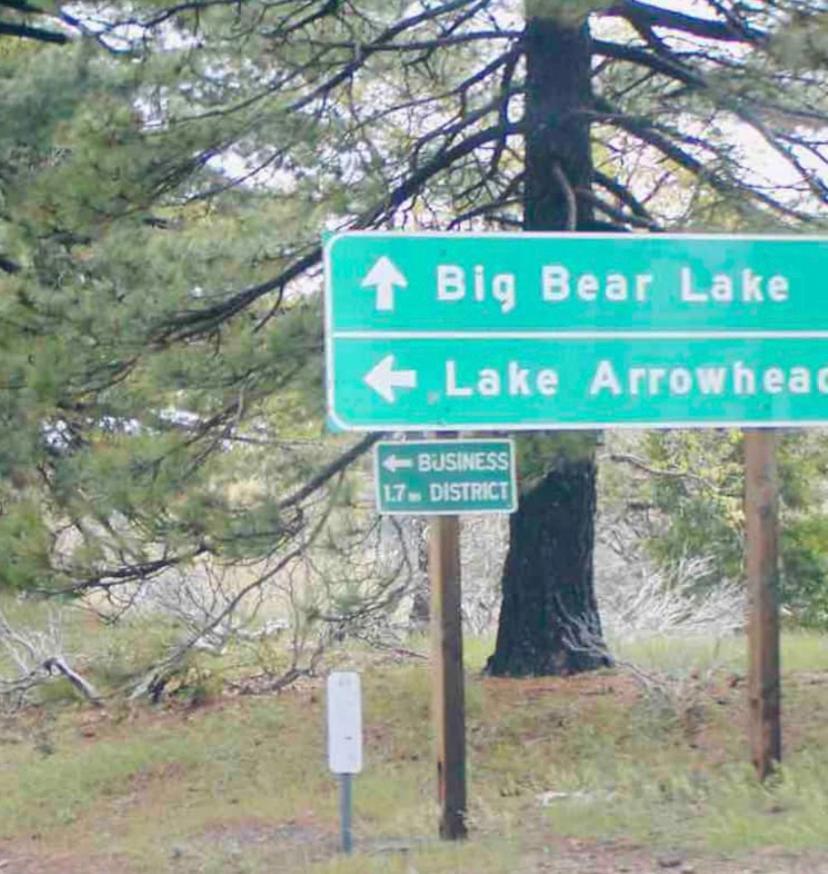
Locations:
2;609;828;872
612;629;828;676
0;700;320;835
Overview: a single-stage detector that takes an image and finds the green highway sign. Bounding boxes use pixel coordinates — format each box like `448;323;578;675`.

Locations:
374;439;517;515
324;231;828;430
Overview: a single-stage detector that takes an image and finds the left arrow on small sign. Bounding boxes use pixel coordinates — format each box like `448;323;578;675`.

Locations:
361;256;407;312
364;355;417;403
382;454;415;473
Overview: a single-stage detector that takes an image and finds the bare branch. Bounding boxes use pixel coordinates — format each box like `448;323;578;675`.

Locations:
278;433;380;510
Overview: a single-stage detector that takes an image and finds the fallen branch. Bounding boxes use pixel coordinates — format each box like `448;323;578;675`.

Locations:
0;606;101;708
42;656;102;705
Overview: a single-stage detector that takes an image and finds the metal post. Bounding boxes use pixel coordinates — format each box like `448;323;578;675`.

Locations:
339;773;353;853
744;428;782;780
429;513;467;840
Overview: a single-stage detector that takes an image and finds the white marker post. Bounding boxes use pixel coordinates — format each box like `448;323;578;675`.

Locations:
326;672;363;854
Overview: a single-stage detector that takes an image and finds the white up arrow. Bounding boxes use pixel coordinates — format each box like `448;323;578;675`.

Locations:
361;256;407;312
364;355;417;403
382;454;415;473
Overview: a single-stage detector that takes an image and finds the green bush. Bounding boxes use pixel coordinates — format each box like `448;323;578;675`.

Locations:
605;429;828;629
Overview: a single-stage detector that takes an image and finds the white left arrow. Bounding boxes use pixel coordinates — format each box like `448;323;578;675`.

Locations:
382;454;415;473
361;256;407;312
364;355;417;403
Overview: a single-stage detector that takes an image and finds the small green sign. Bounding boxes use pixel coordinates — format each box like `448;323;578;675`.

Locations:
325;231;828;430
374;439;517;515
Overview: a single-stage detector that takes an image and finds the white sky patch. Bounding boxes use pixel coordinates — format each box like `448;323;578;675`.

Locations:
205;151;299;195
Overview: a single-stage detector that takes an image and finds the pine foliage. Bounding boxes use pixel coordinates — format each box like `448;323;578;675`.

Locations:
0;0;826;602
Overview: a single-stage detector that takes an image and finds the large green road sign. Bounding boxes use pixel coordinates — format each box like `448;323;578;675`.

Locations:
325;232;828;430
375;439;517;515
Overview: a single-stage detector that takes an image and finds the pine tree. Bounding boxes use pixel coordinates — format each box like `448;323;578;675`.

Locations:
0;3;826;673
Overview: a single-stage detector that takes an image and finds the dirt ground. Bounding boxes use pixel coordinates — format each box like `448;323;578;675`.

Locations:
4;828;828;874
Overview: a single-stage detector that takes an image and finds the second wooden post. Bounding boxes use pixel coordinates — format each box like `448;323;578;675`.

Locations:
744;428;782;780
429;513;467;839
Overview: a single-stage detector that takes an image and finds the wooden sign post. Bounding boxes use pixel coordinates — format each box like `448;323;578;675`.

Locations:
429;513;467;840
744;429;781;780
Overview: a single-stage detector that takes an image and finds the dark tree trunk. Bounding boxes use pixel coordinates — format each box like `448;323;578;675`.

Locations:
522;15;594;233
487;456;608;675
487;12;609;677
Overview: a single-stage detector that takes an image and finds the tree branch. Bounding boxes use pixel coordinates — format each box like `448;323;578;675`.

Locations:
593;37;704;88
160;120;518;338
592;98;815;222
43;656;102;705
602;0;766;44
0;20;68;42
593;170;656;223
607;451;724;492
278;433;381;510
